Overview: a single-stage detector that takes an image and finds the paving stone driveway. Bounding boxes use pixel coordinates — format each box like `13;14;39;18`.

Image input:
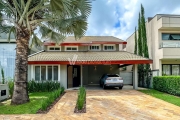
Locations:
0;90;180;120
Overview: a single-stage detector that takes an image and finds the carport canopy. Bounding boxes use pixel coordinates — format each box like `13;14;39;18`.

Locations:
28;51;152;65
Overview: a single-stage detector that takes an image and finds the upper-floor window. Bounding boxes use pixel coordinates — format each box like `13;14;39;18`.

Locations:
103;44;116;51
65;46;78;51
162;33;180;40
48;46;61;51
89;45;101;51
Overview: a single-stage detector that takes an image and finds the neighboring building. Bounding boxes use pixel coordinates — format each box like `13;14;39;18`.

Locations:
28;36;152;89
0;33;41;81
0;33;16;80
126;14;180;76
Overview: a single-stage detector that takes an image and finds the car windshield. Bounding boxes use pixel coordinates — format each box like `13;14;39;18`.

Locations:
107;75;119;77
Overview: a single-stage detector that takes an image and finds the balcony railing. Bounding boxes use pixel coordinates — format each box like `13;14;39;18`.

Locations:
160;41;180;48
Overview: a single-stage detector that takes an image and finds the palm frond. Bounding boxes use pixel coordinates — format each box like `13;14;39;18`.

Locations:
7;26;16;42
30;33;43;48
39;24;66;44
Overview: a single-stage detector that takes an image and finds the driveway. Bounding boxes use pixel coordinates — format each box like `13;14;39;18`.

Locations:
0;90;180;120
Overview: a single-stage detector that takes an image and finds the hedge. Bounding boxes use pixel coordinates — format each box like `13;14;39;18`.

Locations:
8;80;61;97
153;76;180;96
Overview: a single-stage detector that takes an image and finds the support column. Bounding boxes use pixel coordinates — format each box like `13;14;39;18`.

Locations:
31;65;34;80
133;64;138;89
81;65;83;87
58;65;61;82
159;59;162;76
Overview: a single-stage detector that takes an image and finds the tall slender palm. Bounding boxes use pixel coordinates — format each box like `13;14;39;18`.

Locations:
0;0;91;105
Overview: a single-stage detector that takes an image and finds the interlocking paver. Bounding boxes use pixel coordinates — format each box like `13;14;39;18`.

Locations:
0;90;180;120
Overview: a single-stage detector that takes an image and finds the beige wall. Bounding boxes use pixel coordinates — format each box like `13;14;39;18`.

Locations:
126;15;180;75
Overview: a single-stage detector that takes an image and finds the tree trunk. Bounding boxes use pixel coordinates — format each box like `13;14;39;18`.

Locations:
11;28;30;105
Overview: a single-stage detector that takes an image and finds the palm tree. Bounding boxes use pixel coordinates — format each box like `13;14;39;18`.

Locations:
0;0;91;105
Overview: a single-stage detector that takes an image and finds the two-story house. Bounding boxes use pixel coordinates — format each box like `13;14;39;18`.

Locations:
126;14;180;76
28;36;152;89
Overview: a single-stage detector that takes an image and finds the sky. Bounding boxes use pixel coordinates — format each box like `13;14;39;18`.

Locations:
85;0;180;40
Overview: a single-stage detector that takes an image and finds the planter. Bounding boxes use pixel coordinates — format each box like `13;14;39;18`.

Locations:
0;84;9;101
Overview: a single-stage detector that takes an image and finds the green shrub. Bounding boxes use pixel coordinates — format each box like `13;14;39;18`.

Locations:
28;80;60;92
8;80;14;98
41;87;64;111
8;80;61;96
76;87;86;110
153;76;180;96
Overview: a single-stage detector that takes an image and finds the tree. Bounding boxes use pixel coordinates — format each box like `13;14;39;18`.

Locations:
141;4;151;87
134;27;137;54
137;12;144;86
0;0;91;105
1;68;5;84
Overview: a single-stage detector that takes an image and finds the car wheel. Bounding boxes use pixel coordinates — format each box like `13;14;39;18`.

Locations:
103;84;106;89
119;86;123;89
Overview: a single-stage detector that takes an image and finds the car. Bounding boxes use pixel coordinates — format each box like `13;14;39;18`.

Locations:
99;74;123;89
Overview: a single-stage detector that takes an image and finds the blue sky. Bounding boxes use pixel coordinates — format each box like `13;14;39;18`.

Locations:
85;0;180;40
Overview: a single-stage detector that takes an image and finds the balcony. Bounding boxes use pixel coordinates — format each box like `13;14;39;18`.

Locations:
160;41;180;59
160;41;180;48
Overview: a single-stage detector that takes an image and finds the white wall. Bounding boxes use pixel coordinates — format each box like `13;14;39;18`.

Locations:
60;65;67;89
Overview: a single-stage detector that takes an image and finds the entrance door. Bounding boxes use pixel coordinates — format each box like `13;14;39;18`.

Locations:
67;65;81;88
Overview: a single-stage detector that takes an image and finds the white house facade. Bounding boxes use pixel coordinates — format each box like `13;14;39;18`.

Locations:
28;36;152;89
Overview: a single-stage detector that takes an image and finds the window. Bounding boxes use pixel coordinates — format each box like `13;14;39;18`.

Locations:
103;45;115;51
172;65;179;75
35;66;40;80
89;45;100;51
162;33;180;40
65;46;78;51
48;46;61;51
34;66;59;80
162;64;180;76
162;65;171;75
41;66;46;80
48;66;52;80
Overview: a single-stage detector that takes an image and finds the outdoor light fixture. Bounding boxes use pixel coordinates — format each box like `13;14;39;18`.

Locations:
110;65;113;70
94;66;97;70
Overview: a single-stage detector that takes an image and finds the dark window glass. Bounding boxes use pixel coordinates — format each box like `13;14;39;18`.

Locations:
55;47;60;50
35;66;40;80
48;66;52;80
49;47;54;50
97;46;99;49
72;47;77;50
1;90;6;96
107;74;119;77
162;65;171;75
54;66;58;80
41;66;46;80
104;46;107;50
162;33;180;40
172;65;179;75
66;47;71;50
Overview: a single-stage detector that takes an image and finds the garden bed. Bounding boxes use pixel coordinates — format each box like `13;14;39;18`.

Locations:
74;99;86;113
0;87;64;114
37;92;65;114
74;87;86;113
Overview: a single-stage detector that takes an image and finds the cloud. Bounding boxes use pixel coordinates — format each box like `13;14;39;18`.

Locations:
85;0;180;40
